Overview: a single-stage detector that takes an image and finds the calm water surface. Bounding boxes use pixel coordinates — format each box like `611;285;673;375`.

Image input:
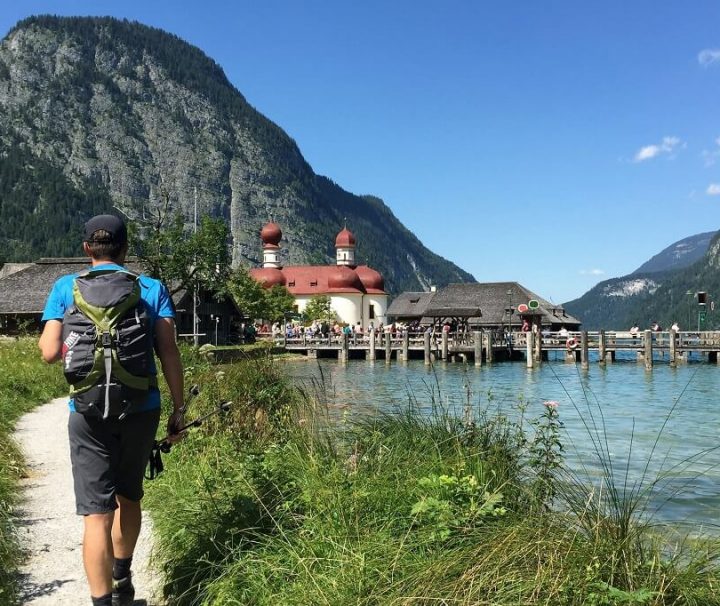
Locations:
286;358;720;529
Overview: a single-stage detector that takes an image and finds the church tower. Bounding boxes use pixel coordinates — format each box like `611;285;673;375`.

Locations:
261;222;282;268
335;227;356;267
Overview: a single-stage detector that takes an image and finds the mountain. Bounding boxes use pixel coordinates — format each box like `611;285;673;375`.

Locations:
631;231;716;275
564;231;720;330
0;15;474;293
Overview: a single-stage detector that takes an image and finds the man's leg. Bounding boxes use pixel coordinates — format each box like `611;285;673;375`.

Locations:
83;512;114;598
112;494;142;558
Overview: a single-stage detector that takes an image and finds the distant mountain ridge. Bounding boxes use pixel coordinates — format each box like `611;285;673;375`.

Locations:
631;231;716;275
564;230;720;330
0;15;474;293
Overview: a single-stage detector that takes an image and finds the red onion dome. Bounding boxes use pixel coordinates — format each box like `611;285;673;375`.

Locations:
260;222;282;246
335;227;356;248
328;266;363;291
355;265;384;291
251;267;286;288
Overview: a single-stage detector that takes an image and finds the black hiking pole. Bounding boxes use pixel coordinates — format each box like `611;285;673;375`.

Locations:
146;393;232;480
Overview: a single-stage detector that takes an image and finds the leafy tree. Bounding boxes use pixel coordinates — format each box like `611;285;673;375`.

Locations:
264;285;296;323
225;265;271;320
225;266;295;322
303;295;336;322
131;199;230;296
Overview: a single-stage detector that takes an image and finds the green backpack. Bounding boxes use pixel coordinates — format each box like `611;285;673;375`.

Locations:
61;269;155;419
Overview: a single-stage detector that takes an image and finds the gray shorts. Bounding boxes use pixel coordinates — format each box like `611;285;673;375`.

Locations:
68;409;161;515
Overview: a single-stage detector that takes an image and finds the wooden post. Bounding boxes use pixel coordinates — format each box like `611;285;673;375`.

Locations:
368;328;376;361
598;330;606;366
474;331;482;367
534;329;542;363
385;332;392;364
441;331;449;361
340;332;349;363
581;331;589;369
669;330;677;367
643;329;653;370
402;331;409;362
485;332;494;364
526;331;534;368
424;331;431;365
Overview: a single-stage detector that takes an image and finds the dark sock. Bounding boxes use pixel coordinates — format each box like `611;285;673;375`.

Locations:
113;555;133;580
91;593;113;606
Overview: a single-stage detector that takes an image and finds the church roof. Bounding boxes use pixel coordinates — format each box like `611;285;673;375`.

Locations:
250;264;386;295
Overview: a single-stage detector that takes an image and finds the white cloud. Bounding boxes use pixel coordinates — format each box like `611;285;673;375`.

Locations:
698;49;720;67
633;136;682;162
579;269;605;276
706;183;720;195
701;136;720;166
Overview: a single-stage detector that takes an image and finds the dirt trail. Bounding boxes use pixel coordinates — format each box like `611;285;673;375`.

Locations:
14;398;161;605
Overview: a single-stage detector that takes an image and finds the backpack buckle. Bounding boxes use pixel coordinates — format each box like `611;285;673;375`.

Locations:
102;332;112;348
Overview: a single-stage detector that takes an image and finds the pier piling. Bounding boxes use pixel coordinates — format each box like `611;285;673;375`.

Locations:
643;330;653;370
474;331;482;367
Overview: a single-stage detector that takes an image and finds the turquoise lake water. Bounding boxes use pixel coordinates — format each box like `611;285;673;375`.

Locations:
286;357;720;530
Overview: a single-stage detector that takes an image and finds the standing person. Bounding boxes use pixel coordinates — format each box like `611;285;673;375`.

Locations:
38;215;186;606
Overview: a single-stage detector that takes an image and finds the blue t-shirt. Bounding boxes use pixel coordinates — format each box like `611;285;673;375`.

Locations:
41;263;175;412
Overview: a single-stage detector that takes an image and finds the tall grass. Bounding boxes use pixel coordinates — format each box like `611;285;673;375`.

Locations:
145;356;720;605
0;337;67;604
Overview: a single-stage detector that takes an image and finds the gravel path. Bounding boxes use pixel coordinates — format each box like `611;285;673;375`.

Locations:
14;398;161;605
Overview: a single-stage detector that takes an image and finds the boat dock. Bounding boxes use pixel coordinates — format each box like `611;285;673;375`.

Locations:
279;330;720;368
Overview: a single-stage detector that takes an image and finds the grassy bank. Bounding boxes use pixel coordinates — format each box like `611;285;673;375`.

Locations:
0;337;67;603
146;357;720;605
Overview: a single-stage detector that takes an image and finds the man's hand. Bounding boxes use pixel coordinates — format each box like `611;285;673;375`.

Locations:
166;410;186;444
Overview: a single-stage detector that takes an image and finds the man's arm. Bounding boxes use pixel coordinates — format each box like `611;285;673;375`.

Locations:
38;320;63;363
154;317;185;436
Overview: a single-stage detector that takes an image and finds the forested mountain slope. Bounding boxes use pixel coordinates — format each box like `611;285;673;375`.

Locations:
564;231;720;330
0;16;474;292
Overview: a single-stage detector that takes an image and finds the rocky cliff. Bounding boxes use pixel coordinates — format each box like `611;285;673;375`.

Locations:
0;16;474;292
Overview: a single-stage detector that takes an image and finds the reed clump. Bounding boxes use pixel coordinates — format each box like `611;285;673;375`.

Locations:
146;355;720;606
0;337;67;604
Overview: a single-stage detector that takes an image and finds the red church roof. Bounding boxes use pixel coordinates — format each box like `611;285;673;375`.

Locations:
335;228;356;248
250;264;385;295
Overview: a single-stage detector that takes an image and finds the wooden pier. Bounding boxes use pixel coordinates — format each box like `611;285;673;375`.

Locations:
278;330;720;368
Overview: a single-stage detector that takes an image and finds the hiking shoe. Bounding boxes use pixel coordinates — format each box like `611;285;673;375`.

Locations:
112;573;135;606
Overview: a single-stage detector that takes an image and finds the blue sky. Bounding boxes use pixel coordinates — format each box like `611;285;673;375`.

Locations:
2;1;720;302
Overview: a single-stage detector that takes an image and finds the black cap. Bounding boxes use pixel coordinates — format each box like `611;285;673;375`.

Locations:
83;214;127;244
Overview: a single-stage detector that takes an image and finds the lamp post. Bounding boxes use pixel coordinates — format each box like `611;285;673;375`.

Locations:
686;290;694;330
210;314;220;346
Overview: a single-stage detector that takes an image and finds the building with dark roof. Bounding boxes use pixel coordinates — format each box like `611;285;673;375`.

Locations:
387;282;581;330
250;223;388;328
0;258;242;343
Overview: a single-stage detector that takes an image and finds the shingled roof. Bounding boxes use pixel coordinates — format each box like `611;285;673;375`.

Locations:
426;282;581;327
386;291;436;318
0;258;145;314
387;282;581;328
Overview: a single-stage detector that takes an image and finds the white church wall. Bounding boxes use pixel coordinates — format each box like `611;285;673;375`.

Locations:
365;295;388;328
330;295;362;326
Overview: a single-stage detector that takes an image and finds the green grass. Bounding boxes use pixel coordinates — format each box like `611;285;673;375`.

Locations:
145;358;720;605
0;337;67;604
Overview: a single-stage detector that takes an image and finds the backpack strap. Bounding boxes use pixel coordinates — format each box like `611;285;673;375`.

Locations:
101;330;113;419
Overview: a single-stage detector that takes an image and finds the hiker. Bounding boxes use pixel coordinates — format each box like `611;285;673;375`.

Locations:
38;214;186;606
